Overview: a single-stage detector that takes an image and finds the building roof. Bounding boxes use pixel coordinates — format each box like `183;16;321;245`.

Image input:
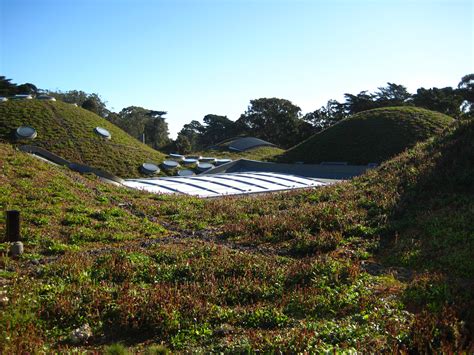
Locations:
210;136;276;152
123;171;329;198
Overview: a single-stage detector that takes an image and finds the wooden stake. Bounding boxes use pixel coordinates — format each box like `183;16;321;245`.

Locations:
5;210;20;242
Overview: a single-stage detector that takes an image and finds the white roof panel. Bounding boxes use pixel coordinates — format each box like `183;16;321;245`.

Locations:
123;171;330;198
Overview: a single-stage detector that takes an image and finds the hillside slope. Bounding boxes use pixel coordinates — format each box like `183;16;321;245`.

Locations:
191;146;284;161
0;119;473;352
0;100;165;177
278;106;454;164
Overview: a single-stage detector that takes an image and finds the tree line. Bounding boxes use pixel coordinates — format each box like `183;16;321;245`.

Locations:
1;74;473;153
175;75;473;152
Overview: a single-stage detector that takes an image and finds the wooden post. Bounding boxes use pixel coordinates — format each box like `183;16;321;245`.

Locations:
5;210;20;242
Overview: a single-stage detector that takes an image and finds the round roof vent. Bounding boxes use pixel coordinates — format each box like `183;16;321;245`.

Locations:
15;126;37;140
141;163;160;175
214;158;232;166
177;169;195;177
162;160;180;170
169;153;185;161
94;127;111;139
196;162;214;172
182;158;198;166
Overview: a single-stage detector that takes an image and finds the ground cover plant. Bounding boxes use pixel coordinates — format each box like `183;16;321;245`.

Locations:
0;118;473;352
0;100;166;177
278;106;454;164
189;146;284;161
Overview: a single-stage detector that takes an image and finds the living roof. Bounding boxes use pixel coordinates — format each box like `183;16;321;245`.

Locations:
0;100;166;177
0;117;473;352
191;145;284;161
211;136;276;151
278;106;454;164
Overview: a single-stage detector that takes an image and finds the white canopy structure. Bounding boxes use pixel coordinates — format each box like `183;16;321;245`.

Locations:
123;171;330;198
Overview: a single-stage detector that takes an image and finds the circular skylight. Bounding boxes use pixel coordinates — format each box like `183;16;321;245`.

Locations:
15;126;37;140
169;153;185;161
141;163;160;174
182;158;198;166
196;162;214;172
177;169;195;177
94;126;111;139
162;160;180;170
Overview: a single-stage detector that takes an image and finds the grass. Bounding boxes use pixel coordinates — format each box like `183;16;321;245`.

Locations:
278;106;454;164
0;100;166;177
191;146;284;161
0;117;473;352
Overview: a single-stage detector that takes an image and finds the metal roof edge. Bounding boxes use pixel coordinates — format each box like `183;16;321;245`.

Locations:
201;159;369;180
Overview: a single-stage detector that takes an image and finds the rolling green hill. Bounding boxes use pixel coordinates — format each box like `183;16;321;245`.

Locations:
0;100;166;177
192;146;284;161
278;106;454;164
0;117;472;352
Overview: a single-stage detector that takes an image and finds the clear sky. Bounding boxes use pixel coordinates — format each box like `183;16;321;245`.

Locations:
1;0;472;137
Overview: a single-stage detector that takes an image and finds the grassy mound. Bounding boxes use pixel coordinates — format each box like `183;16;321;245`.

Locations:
0;119;473;352
278;106;454;164
192;145;284;161
0;100;165;177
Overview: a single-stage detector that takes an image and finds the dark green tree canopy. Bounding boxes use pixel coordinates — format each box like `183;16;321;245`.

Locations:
200;114;236;147
375;83;411;106
176;120;205;152
0;76;38;96
303;100;345;132
236;98;308;148
113;106;170;150
458;74;474;116
411;87;464;117
47;90;109;117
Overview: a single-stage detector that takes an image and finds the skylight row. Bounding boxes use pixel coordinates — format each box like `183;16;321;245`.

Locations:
123;171;328;198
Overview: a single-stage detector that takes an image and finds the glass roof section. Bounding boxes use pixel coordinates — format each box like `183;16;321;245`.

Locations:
123;171;329;198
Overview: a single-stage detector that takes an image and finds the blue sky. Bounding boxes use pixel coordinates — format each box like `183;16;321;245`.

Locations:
1;0;472;137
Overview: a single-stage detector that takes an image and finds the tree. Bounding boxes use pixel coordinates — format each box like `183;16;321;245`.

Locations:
175;134;192;154
144;114;170;149
0;76;17;96
343;91;378;115
411;87;464;117
16;83;38;96
82;98;101;115
458;74;474;116
303;99;346;131
375;83;411;107
48;90;109;117
177;120;205;151
200;114;237;147
114;106;170;149
236;98;307;148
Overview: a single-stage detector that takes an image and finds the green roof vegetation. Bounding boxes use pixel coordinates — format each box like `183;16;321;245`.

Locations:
278;106;454;164
192;145;284;161
0;100;166;177
0;117;473;352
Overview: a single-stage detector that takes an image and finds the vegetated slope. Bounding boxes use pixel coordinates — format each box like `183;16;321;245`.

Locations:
192;146;284;161
1;119;473;352
0;100;165;177
278;106;454;164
